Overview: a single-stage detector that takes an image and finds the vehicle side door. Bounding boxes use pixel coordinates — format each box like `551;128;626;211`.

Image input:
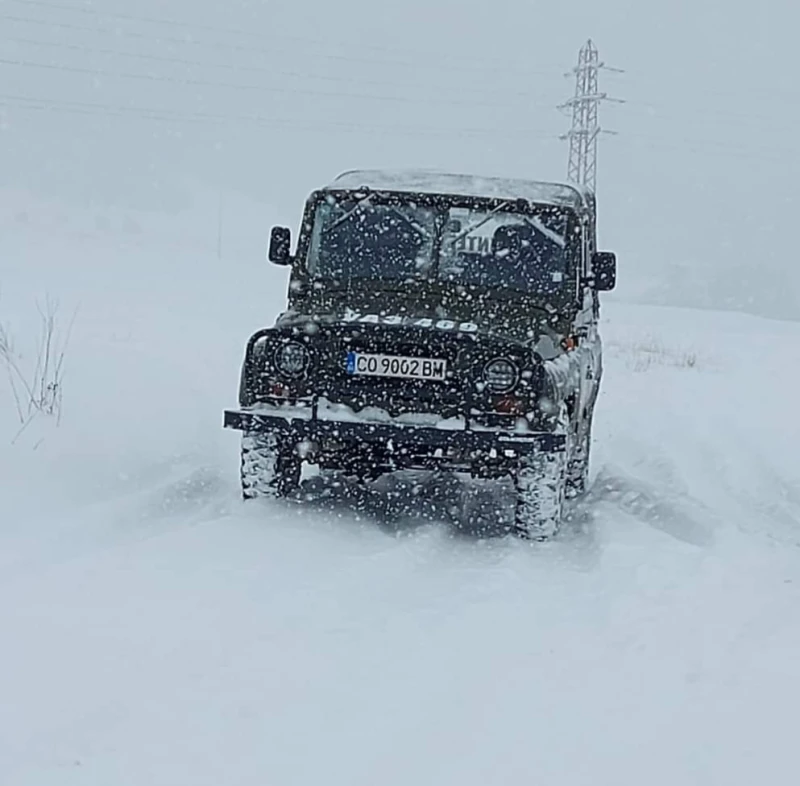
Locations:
573;217;602;422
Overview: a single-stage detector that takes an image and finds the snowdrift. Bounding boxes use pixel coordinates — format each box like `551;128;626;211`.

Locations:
1;204;799;785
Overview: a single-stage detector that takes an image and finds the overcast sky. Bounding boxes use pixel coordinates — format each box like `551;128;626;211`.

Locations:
1;0;798;315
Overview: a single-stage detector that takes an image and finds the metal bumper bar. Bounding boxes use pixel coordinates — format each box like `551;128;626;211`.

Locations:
224;409;565;454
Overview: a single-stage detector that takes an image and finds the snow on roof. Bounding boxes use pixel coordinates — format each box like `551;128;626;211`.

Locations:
326;169;592;210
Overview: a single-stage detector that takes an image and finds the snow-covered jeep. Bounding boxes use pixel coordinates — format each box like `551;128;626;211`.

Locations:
224;170;616;538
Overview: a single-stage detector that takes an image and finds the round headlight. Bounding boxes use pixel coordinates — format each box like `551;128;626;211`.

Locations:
274;341;309;377
483;358;518;393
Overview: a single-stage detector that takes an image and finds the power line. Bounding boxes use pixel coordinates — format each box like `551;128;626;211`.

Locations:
9;0;510;65
0;34;545;101
2;92;792;162
8;29;792;127
0;93;558;140
7;31;794;145
622;97;800;134
4;6;789;167
621;132;793;164
0;56;533;110
3;3;562;77
0;13;461;72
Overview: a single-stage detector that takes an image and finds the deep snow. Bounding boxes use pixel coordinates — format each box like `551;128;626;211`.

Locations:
1;198;800;785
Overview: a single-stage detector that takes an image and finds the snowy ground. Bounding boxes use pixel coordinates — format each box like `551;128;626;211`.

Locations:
2;204;800;785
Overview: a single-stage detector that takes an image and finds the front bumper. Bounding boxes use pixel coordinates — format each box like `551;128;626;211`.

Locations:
223;407;565;458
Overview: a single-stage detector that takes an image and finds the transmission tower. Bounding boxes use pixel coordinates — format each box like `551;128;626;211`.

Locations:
560;40;622;193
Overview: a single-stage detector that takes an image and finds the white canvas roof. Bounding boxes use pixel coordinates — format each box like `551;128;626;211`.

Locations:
326;169;592;210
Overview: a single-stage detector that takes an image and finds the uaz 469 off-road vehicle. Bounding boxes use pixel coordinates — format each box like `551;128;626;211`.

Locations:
224;170;616;538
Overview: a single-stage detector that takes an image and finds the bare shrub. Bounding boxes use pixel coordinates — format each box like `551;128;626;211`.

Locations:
0;297;77;443
609;336;700;372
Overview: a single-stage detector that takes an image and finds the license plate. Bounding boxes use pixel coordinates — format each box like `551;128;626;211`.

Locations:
346;352;447;381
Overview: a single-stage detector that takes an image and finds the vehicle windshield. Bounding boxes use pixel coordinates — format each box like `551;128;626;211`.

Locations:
308;196;437;282
306;195;572;296
440;206;569;295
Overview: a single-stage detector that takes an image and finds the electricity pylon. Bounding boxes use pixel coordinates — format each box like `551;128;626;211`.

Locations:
560;40;622;193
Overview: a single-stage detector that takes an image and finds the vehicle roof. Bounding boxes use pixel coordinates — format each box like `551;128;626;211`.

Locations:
325;169;593;211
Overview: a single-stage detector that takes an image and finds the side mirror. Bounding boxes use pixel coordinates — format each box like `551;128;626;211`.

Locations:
591;251;617;291
268;226;292;266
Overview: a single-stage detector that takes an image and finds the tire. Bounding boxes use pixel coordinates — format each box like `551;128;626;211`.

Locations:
512;404;569;540
240;432;301;500
512;449;567;540
566;421;591;499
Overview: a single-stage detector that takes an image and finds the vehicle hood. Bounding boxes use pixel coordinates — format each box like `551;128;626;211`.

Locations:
282;281;566;343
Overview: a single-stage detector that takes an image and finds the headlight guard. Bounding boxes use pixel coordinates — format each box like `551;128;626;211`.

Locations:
483;358;519;393
274;340;310;378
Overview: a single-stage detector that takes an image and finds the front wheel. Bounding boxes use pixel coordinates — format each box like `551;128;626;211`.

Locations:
566;423;591;499
241;432;301;500
512;450;567;540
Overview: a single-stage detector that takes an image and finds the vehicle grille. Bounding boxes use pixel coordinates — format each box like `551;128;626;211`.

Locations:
247;322;533;421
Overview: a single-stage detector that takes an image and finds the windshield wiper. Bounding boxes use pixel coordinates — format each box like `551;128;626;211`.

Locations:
520;215;566;248
387;206;432;240
322;194;373;234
